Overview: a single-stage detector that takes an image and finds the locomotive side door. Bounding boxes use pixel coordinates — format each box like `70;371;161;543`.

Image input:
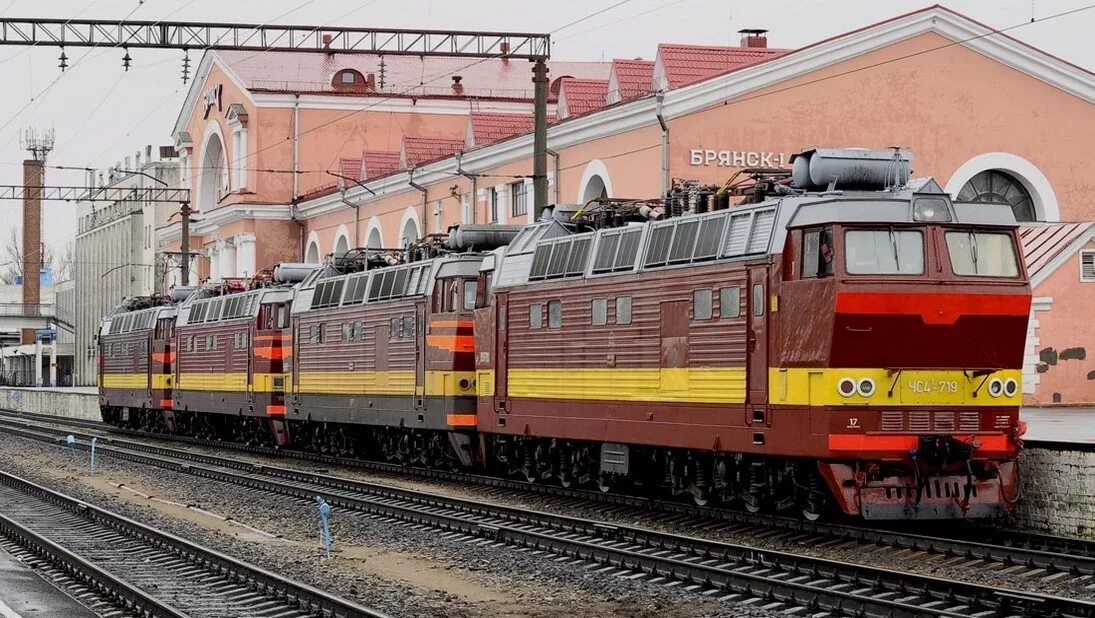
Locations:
145;330;154;400
414;302;426;411
247;322;256;406
746;266;769;407
291;321;302;405
494;293;509;407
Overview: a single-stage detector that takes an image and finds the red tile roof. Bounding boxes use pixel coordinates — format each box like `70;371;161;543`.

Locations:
362;150;402;179
338;157;362;182
654;44;789;90
401;136;465;168
214;50;610;99
609;59;654;101
1020;222;1094;281
467;112;537;147
559;78;610;118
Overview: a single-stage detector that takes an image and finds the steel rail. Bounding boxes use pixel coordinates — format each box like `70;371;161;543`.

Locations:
0;510;189;618
0;465;391;618
5;409;1094;577
3;418;1092;618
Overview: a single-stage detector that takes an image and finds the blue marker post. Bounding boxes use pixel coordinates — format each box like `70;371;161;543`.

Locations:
315;496;332;559
89;437;98;476
66;435;76;459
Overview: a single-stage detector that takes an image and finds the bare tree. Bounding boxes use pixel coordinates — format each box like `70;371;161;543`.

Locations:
1;226;55;285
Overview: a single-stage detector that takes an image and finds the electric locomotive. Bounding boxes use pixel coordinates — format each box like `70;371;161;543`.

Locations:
99;147;1030;521
473;148;1028;520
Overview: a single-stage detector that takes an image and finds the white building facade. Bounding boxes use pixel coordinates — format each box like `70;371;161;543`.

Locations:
74;146;181;386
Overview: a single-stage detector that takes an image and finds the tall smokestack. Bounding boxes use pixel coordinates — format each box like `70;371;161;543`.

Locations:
20;128;53;346
21;158;42;344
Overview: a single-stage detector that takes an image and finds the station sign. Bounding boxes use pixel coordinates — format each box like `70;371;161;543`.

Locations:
203;84;223;118
689;149;789;168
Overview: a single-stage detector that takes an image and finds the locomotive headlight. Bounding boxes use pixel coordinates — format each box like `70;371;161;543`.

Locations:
837;377;857;397
857;378;876;397
912;197;952;222
987;378;1004;398
1004;378;1018;398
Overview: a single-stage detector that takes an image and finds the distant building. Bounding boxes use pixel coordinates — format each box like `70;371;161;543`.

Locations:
74;146;180;386
0;271;74;386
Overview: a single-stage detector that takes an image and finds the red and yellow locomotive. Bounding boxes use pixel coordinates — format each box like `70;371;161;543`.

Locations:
99;148;1029;520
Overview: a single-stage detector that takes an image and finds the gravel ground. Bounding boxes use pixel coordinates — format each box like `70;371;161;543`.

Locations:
99;430;1095;602
0;433;780;618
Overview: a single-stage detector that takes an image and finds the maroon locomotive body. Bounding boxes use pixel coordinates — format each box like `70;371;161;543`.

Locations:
474;151;1029;519
101;147;1029;521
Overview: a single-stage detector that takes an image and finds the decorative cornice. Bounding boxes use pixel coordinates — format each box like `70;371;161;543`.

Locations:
157;204;293;242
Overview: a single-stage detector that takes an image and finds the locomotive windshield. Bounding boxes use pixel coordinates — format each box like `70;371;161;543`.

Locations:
945;230;1020;277
844;228;924;275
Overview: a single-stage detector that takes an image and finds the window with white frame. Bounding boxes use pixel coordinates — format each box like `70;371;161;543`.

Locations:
179;153;190;190
231;127;248;190
489;186;500;223
1082;250;1095;282
511;180;527;218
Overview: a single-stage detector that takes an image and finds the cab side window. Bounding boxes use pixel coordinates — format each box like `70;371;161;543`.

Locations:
802;227;834;278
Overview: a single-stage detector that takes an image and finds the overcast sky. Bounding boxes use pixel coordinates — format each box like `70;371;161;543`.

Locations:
0;0;1091;259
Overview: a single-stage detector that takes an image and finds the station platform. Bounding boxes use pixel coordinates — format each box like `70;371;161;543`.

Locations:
0;546;97;617
1021;407;1095;446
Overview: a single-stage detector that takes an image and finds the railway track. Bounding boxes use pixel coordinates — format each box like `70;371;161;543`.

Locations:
0;465;389;618
4;408;1095;579
1;414;1094;617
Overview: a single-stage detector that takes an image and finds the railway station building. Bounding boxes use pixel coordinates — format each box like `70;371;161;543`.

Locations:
159;4;1095;406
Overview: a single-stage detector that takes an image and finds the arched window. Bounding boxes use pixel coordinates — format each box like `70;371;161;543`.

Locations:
401;218;419;248
305;241;320;264
957;170;1035;222
366;228;382;249
334;235;349;256
200;132;228;211
581;174;608;204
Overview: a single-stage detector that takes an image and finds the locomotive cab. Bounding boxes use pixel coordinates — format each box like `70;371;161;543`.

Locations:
776;188;1029;519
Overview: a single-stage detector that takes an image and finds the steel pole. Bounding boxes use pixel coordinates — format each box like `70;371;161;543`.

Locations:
180;202;191;286
532;59;549;218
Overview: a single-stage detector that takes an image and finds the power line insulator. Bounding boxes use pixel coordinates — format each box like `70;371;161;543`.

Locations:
122;47;132;71
181;50;191;84
58;48;67;72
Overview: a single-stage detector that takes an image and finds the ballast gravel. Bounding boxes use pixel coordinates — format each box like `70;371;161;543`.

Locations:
0;433;779;618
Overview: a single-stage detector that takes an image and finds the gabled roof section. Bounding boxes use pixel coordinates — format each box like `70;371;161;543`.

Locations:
294;6;1095;222
211;50;610;99
652;43;789;91
338;157;363;182
558;79;610;119
362;150;402;180
401;136;465;168
607;59;655;104
1020;222;1095;286
466;112;537;147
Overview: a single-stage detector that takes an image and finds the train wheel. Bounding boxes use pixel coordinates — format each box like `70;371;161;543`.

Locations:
597;473;612;493
801;501;824;522
690;486;710;507
741;493;761;514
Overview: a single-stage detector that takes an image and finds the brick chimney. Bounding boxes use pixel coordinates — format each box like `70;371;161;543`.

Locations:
738;29;768;48
21;159;42;345
451;75;464;96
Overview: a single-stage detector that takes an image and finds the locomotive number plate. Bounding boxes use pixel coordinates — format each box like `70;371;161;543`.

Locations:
906;380;959;395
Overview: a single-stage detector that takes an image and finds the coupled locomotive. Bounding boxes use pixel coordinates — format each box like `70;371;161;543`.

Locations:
99;148;1029;520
